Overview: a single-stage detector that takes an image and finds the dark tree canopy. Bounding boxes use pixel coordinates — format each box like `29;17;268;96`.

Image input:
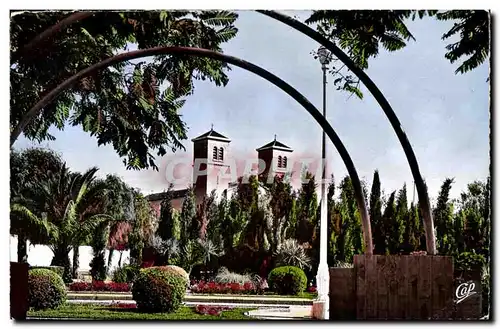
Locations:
435;10;490;74
10;11;238;170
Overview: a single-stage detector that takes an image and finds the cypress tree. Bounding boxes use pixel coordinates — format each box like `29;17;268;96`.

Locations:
330;176;363;263
158;186;175;241
382;191;396;254
402;203;422;253
180;187;197;244
391;184;408;254
296;172;318;244
369;170;385;254
433;178;455;254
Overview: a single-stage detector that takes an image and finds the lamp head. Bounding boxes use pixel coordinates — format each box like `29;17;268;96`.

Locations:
318;46;330;66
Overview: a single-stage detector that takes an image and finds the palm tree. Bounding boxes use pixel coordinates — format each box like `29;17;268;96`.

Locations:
10;202;58;263
10;147;64;263
29;164;111;282
71;177;117;279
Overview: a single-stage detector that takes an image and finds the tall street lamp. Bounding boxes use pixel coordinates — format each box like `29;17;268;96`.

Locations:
315;45;331;320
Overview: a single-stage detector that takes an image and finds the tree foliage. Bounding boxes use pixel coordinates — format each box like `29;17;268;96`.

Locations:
10;147;64;262
328;176;364;263
305;9;490;97
10;11;239;169
435;10;490;74
306;10;417;99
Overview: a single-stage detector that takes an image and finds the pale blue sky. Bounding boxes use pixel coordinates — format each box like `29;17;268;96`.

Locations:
14;11;490;203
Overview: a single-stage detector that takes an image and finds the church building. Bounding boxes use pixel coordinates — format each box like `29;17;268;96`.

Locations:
146;127;294;216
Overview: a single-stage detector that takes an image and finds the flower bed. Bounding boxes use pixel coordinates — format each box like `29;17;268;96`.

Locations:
69;281;130;292
195;305;234;316
108;302;137;309
189;281;264;295
307;285;317;293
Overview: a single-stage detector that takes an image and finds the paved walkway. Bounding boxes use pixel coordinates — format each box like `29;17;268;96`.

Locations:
246;306;312;320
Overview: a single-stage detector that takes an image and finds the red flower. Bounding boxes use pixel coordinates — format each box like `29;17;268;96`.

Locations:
189;280;261;295
243;282;254;291
196;305;207;313
91;280;106;291
307;285;317;293
107;282;130;292
194;305;230;316
110;302;136;309
208;308;220;316
69;282;90;291
230;283;242;293
70;281;130;292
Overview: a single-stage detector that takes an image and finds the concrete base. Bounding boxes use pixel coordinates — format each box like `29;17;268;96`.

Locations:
312;300;326;320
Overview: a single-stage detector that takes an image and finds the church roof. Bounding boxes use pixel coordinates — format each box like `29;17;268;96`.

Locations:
256;137;293;152
146;189;189;201
191;128;231;142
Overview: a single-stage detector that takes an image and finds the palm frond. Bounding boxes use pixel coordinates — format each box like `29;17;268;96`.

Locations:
11;203;59;241
197;10;238;27
214;26;238;43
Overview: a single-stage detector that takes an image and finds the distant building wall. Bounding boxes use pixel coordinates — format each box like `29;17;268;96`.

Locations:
9;235;131;273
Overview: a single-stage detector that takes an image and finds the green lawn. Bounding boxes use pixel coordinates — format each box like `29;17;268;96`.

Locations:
28;304;255;320
266;292;317;299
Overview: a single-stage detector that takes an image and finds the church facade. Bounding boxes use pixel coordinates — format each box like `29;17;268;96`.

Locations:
147;127;294;215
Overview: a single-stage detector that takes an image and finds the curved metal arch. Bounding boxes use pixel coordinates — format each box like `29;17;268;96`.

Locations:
257;10;436;255
10;46;374;255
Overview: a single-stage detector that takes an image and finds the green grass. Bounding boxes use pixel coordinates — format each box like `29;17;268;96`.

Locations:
28;304;255;320
266;292;317;299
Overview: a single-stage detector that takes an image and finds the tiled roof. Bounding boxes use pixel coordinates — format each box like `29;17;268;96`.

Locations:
191;129;230;142
256;139;293;152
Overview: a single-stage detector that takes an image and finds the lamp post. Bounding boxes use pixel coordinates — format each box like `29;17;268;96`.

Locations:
315;45;331;320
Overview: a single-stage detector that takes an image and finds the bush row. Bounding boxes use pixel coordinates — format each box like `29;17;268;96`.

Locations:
27;264;306;314
190;281;264;295
189;266;307;296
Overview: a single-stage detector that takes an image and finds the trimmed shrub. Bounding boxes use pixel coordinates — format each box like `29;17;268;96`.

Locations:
160;266;189;287
30;266;64;278
28;268;66;310
132;267;187;313
268;266;307;295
